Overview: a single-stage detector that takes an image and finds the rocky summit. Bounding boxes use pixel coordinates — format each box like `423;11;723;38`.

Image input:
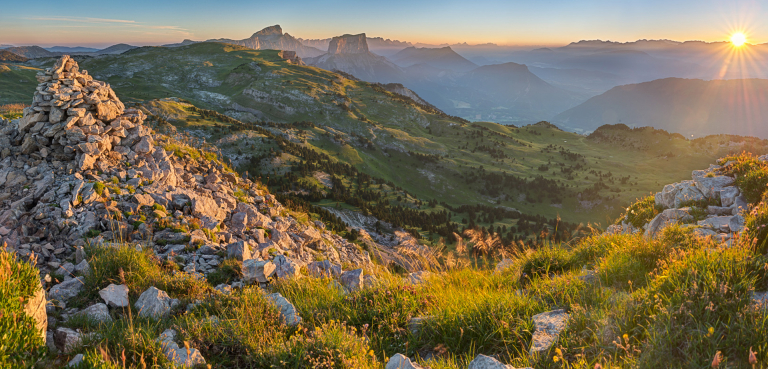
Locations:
328;33;370;54
0;55;371;280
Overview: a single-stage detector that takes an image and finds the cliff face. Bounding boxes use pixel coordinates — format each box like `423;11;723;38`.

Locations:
251;25;283;37
328;33;369;54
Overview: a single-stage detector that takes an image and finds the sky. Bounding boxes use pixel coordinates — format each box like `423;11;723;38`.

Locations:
0;0;765;48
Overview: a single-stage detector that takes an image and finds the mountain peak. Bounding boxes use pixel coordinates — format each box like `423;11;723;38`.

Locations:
252;25;283;38
328;33;368;54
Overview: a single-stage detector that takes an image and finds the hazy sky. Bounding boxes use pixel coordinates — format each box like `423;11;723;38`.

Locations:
1;0;764;48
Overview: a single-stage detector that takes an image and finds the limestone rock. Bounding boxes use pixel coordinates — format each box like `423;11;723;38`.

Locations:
385;353;423;369
529;309;569;356
157;329;206;368
99;284;129;308
226;240;252;261
49;277;85;302
67;354;84;367
267;292;302;327
135;286;173;318
307;260;341;278
242;259;275;283
468;354;521;369
54;327;81;353
340;268;364;292
273;254;300;279
692;171;734;198
76;303;112;323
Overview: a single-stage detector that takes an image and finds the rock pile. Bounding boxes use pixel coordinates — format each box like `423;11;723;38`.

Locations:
608;162;750;241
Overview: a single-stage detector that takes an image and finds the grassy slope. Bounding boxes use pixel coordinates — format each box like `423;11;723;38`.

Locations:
8;43;768;225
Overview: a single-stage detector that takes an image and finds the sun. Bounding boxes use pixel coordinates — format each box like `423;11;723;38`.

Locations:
731;32;747;47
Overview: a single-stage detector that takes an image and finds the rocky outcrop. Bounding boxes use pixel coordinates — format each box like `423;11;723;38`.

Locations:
609;163;750;241
328;33;369;54
203;25;324;58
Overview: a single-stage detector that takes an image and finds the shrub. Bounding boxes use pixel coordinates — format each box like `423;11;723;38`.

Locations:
615;195;662;228
93;181;106;196
0;250;45;366
206;258;242;286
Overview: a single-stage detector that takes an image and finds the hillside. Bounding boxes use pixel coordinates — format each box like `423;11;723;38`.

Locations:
553;77;768;137
4;45;56;58
455;62;584;122
4;42;768;237
0;50;28;62
392;46;478;72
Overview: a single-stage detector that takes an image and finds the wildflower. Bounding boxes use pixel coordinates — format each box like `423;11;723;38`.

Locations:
712;351;722;368
707;326;714;337
623;334;629;343
553;356;560;363
595;364;603;369
750;347;757;366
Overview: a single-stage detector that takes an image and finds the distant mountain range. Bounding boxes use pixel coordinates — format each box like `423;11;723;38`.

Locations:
0;44;137;58
392;46;478;73
553;77;768;138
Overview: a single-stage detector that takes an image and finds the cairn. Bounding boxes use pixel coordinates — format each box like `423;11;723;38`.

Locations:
16;55;147;172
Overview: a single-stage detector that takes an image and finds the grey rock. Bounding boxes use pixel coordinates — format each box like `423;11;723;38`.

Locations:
307;260;341;278
407;271;432;285
226;240;252;261
76;303;112;323
267;292;301;327
340;268;364;292
468;354;519;369
529;309;569;356
134;286;173;318
74;260;90;275
158;329;206;368
692;172;734;198
242;259;275;283
67;354;84;367
385;354;423;369
273;254;300;279
49;277;85;302
720;186;740;207
644;208;693;238
54;327;81;353
99;283;129;308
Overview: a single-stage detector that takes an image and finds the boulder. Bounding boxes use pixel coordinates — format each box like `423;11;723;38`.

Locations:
67;354;84;367
385;354;424;369
644;208;693;238
340;268;364;292
720;186;740;207
157;329;206;368
273;255;300;279
407;271;432;285
468;354;521;369
135;286;173;318
99;284;129;308
692;171;734;198
529;309;569;356
226;240;252;261
49;277;85;302
267;292;302;327
307;260;341;278
242;259;275;283
697;216;733;232
53;327;81;353
76;303;112;323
